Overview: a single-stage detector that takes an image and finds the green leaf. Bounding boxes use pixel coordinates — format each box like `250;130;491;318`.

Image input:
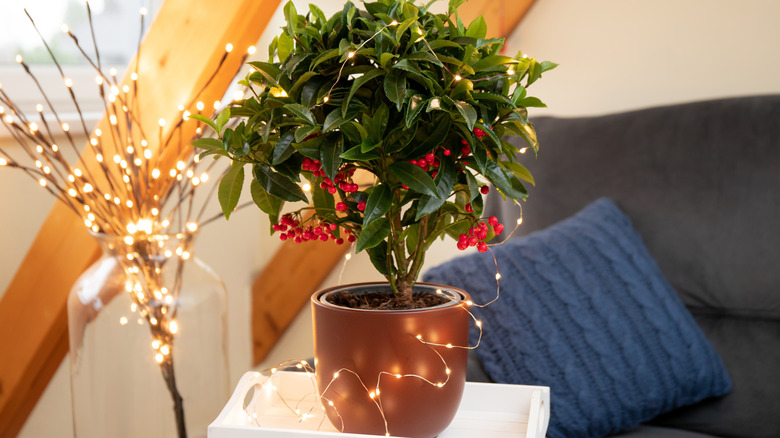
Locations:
361;138;382;153
403;114;450;159
504;161;535;186
389;162;439;197
192;137;223;151
485;160;527;199
215;108;231;132
340;144;381;161
218;163;245;220
342;69;384;116
284;103;316;125
355;217;390;253
380;52;396;69
405;94;426;127
189;114;218;134
250;179;283;225
284;1;298;35
293;135;323;160
320;135;342;180
366;241;391;276
453;100;477;131
248;61;282;87
278;32;294;62
464;170;481;201
311;48;340;70
384;69;407;111
405;52;444;67
416;194;446;220
253;164;308;202
323;108;347;132
471;55;515;72
312;185;335;217
448;0;467;15
517;96;547;108
362;184;392;227
271;131;296;165
465;15;487;40
395;17;417;41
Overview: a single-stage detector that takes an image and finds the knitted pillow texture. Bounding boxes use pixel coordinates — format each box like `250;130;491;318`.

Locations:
423;198;731;438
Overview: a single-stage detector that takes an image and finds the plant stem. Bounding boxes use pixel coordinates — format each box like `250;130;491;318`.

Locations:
161;354;187;438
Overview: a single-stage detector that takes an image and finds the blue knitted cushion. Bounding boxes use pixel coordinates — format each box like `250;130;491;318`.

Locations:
423;198;731;438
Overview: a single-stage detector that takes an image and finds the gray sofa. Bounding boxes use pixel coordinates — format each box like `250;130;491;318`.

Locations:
475;95;780;437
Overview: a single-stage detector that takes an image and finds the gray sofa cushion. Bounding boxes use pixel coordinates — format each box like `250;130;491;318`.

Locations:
485;95;780;437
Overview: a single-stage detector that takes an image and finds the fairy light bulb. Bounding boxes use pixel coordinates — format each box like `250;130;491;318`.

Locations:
140;7;148;15
347;51;355;59
225;43;234;53
454;75;462;81
158;118;166;127
169;320;178;334
36;104;43;112
64;78;73;88
15;55;22;63
196;101;205;111
391;20;398;26
247;45;256;55
0;158;7;166
507;68;515;75
495;273;502;280
302;183;311;192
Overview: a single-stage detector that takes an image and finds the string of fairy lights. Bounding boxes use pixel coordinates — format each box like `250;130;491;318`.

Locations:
0;4;254;437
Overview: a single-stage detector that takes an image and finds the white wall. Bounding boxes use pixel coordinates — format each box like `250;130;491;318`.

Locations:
4;0;780;436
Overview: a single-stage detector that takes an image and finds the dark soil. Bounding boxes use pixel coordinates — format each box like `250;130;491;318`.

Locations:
326;290;450;310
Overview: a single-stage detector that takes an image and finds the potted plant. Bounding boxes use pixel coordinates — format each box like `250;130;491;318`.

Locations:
197;0;554;436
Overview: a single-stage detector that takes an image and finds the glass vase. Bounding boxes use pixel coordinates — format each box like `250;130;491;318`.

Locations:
68;232;228;438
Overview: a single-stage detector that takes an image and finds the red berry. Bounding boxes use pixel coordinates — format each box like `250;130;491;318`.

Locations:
425;153;435;163
336;202;347;212
314;227;323;235
328;186;337;194
402;184;410;190
294;236;302;243
418;159;427;168
468;236;479;246
465;203;473;213
461;138;469;145
348;235;356;242
458;233;468;242
443;149;451;156
457;241;468;251
488;216;498;226
336;238;344;245
477;230;488;240
494;223;504;235
480;186;490;194
320;182;329;190
461;145;471;155
477;241;488;253
357;201;366;211
329;223;338;231
279;233;288;241
319;234;328;242
410;159;418;166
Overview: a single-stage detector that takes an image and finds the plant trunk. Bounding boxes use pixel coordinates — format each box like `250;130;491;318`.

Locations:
396;278;414;308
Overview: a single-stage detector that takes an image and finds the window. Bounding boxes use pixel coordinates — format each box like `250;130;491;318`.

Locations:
0;0;160;127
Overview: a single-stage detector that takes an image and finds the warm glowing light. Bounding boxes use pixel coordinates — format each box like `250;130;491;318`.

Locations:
247;45;256;55
155;353;164;363
122;84;130;93
302;183;311;192
186;222;198;232
0;158;7;166
507;69;515;75
369;391;376;399
160;345;170;355
119;317;128;325
454;75;462;81
391;20;398;25
347;51;355;58
36;104;43;112
446;343;453;349
196;101;205;111
109;114;118;125
152;169;161;179
519;147;528;154
83;183;93;193
131;72;138;81
517;217;523;225
323;96;329;103
333;372;340;378
15;55;22;63
345;253;352;261
158;118;166;127
68;189;78;197
61;24;69;33
38;179;47;187
495;273;502;280
140;7;148;15
61;122;70;132
169;320;178;334
225;43;234;52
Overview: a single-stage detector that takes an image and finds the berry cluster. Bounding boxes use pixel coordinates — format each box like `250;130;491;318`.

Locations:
273;213;356;244
302;157;358;195
457;216;504;253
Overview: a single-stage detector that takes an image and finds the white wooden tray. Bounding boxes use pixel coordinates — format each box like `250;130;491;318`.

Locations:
209;371;550;438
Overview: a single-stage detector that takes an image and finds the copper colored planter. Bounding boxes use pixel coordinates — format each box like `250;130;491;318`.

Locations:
311;282;470;438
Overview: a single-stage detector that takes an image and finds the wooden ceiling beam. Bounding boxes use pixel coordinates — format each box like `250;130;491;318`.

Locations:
0;1;279;436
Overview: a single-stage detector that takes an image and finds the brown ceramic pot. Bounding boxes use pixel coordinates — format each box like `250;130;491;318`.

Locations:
311;282;470;438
